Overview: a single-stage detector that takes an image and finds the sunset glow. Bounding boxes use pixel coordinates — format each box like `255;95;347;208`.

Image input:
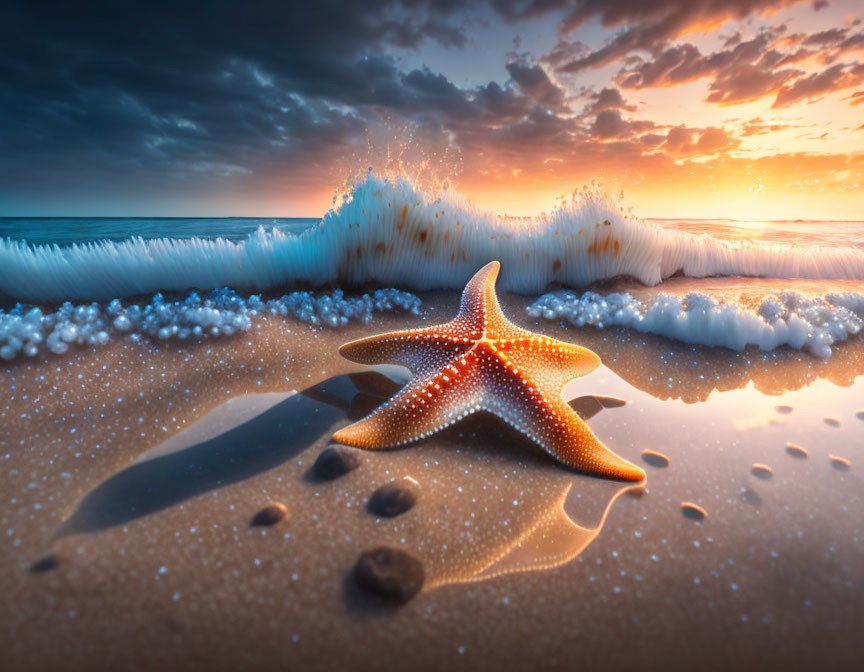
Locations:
1;0;862;220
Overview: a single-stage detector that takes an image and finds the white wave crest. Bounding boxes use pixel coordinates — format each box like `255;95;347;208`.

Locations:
3;172;864;300
528;290;864;358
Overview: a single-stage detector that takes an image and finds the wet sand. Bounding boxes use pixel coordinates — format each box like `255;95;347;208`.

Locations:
1;291;863;671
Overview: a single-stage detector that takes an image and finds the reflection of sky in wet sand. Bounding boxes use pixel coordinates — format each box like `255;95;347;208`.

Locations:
421;482;639;590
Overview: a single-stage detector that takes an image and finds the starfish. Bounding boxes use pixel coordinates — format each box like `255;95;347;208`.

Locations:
333;261;645;481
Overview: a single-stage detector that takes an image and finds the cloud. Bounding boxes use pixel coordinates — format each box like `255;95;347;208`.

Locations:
1;0;861;218
662;125;740;157
532;0;810;73
505;60;568;111
583;87;636;114
740;117;794;135
607;21;864;108
614;26;804;106
773;63;864;107
707;63;803;104
590;109;642;139
0;0;485;193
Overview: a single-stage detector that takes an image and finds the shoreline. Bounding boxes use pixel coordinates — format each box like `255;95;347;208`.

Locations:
1;290;862;671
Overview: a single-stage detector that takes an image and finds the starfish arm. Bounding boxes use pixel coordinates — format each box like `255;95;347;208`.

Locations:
339;326;473;376
483;365;644;481
540;399;645;481
332;353;484;449
454;261;524;339
494;335;601;389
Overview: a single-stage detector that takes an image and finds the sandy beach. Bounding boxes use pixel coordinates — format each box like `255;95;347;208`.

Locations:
2;289;862;671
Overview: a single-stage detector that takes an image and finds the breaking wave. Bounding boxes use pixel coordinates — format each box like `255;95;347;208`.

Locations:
3;171;864;302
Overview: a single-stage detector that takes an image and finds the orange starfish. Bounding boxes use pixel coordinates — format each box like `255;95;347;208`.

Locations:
333;261;645;481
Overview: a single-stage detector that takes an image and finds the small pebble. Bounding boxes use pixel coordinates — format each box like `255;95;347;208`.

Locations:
354;546;425;603
823;416;841;428
855;409;864;421
829;455;851;471
681;502;707;521
785;443;808;459
641;449;670;468
29;554;60;573
774;405;793;415
751;464;773;480
368;478;418;517
314;445;361;480
250;502;288;526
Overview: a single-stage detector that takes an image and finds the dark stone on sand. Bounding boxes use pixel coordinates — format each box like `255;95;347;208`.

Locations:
29;554;60;573
829;455;851;471
786;442;808;459
823;416;841;428
681;502;707;521
354;546;424;603
641;449;670;468
368;479;418;517
751;464;773;480
856;409;864;421
774;405;793;414
314;445;361;480
250;502;288;526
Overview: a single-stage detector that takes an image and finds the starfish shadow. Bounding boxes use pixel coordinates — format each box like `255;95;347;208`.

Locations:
57;370;627;536
57;374;377;536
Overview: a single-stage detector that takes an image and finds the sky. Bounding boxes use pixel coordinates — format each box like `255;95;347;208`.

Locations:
0;0;862;220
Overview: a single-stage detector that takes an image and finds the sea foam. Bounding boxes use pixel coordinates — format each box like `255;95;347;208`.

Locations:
0;288;421;361
3;172;864;301
528;290;864;359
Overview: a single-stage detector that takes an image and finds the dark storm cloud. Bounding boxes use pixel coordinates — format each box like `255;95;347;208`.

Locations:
505;60;568;111
0;0;483;190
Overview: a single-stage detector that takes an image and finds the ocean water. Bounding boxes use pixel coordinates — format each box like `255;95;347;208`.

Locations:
3;215;863;249
0;216;317;246
2;174;864;361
